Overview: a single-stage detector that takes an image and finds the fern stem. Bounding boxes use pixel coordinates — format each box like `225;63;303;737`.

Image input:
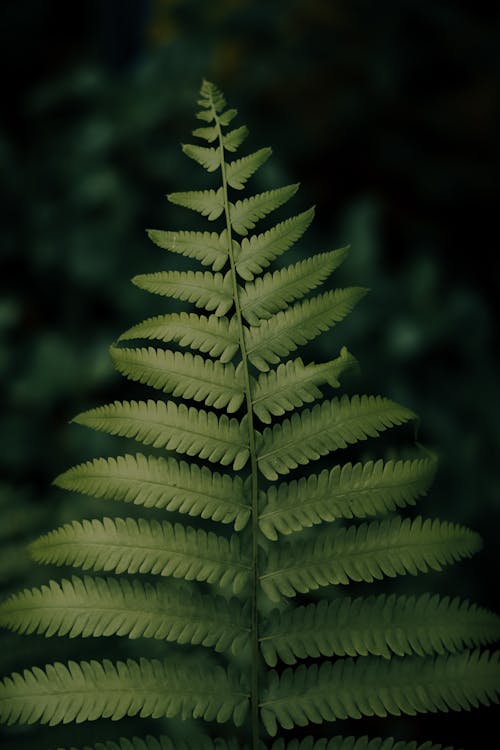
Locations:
211;93;261;749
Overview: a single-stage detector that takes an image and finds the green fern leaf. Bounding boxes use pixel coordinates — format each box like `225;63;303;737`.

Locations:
118;312;239;363
270;738;455;750
53;735;243;750
257;395;415;480
192;125;218;142
252;349;357;426
260;650;500;735
72;400;250;468
29;518;251;592
54;453;250;529
246;288;367;372
259;454;437;539
235;208;315;281
229;184;299;236
182;144;221;172
225;148;272;190
0;576;250;654
109;347;245;412
167;189;224;220
132;270;233;316
0;658;249;726
260;593;500;666
145;229;228;270
260;516;482;600
223;125;249;152
240;248;349;324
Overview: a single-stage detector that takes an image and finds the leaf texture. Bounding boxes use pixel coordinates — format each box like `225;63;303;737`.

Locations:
119;312;239;363
132;270;233;316
235;208;315;281
259;454;437;539
225;148;272;190
167;189;224;221
54;453;250;530
239;248;349;324
109;347;245;412
0;658;249;726
260;650;500;735
229;184;299;236
146;229;228;270
260;593;500;666
30;517;251;592
0;576;250;654
182;144;221;172
252;349;357;425
270;737;455;750
246;288;367;372
223;125;249;152
257;395;416;480
260;516;482;601
73;400;250;469
53;735;243;750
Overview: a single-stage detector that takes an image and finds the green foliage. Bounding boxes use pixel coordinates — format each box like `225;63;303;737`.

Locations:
0;80;498;750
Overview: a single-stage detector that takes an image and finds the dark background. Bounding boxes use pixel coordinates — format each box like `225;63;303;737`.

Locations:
0;0;499;747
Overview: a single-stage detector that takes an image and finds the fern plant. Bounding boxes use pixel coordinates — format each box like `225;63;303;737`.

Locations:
0;80;499;750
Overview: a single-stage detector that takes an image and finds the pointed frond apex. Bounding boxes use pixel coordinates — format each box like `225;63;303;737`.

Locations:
53;453;250;529
182;144;221;173
118;312;239;363
132;270;233;316
270;737;456;750
145;229;228;270
260;650;500;735
246;288;367;373
236;208;315;280
257;395;415;480
229;184;299;236
252;349;357;425
259;453;437;538
29;518;251;592
240;248;350;324
0;576;251;654
167;189;224;221
0;658;249;726
260;516;482;600
260;593;500;666
226;148;272;190
109;347;245;412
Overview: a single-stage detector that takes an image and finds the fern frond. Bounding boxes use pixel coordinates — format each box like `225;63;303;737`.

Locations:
235;208;315;281
229;184;299;236
260;650;500;735
240;248;349;324
54;453;250;530
30;518;251;592
260;516;481;600
270;738;455;750
167;189;225;221
0;658;249;726
252;349;357;426
223;125;249;152
53;735;243;750
119;312;239;363
257;396;415;481
246;288;367;373
182;144;221;173
0;576;250;654
132;270;233;316
226;148;272;190
73;400;249;468
145;229;228;270
259;454;437;539
109;347;245;412
260;594;500;666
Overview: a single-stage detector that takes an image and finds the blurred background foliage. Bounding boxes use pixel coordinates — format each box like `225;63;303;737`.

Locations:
0;0;499;747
